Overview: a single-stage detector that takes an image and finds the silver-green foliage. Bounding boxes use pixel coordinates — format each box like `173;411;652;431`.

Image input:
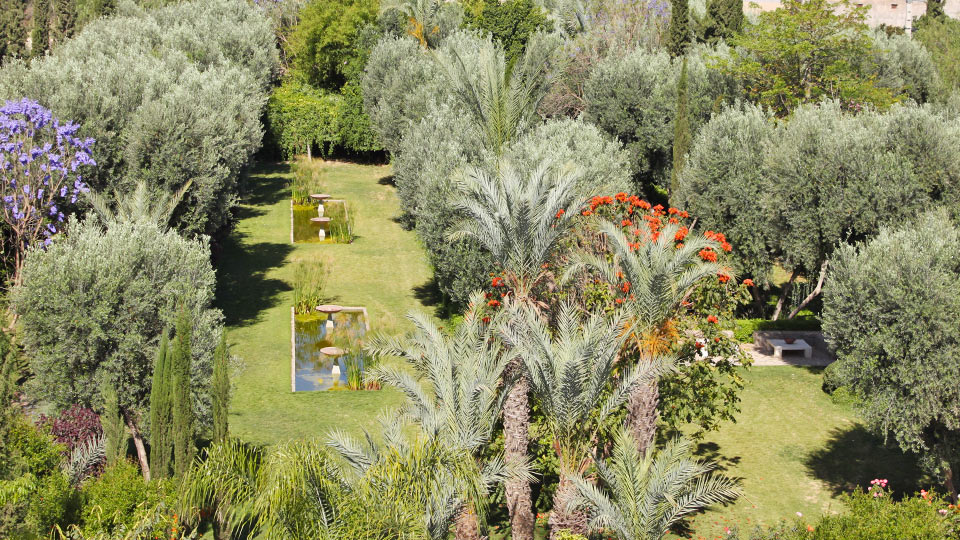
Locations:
571;428;741;540
677;101;960;283
11;218;223;432
584;43;738;187
0;0;278;236
361;35;442;154
867;29;941;103
822;210;960;481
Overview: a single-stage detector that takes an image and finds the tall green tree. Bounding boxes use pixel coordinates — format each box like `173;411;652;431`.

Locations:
503;304;670;538
704;0;743;42
823;210;960;502
467;0;548;64
366;296;514;540
666;0;690;57
670;57;691;199
30;0;50;57
0;0;27;60
564;220;726;454
212;332;230;445
101;384;128;468
450;158;592;540
171;308;195;477
149;332;171;480
723;0;895;116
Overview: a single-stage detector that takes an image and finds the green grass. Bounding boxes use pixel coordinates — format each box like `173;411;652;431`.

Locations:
682;367;929;539
216;160;434;446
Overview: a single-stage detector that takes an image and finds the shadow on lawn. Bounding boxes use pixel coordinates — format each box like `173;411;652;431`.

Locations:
215;164;295;327
215;234;292;327
804;424;930;498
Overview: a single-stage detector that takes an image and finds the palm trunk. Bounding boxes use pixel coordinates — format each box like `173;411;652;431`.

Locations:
455;502;484;540
123;409;151;481
548;475;587;538
504;358;534;540
626;380;658;455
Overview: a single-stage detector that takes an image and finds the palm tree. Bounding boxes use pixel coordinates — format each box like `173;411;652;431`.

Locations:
564;220;727;454
449;158;593;540
86;179;192;230
570;428;741;540
436;31;559;156
365;293;519;539
502;303;673;538
180;438;263;540
380;0;452;48
328;419;518;540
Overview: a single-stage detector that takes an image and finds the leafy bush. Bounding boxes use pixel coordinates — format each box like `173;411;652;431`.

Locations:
466;0;548;63
867;29;941;103
40;406;103;453
0;0;278;237
283;0;378;90
265;82;343;160
734;316;822;343
11;218;223;435
822;210;960;489
79;460;171;537
735;488;960;539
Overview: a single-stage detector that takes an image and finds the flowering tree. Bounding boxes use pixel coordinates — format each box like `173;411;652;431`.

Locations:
0;98;93;283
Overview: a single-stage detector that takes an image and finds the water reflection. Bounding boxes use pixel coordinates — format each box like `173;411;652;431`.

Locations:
294;311;367;391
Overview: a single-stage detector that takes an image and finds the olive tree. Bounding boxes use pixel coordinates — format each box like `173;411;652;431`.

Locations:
0;0;277;236
822;210;960;501
11;218;223;478
583;43;737;190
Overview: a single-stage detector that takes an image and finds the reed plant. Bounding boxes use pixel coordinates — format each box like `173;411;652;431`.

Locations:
290;157;326;205
292;259;328;314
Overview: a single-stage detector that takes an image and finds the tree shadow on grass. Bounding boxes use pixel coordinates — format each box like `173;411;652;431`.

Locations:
215;233;293;327
804;424;931;498
414;277;459;320
240;162;291;208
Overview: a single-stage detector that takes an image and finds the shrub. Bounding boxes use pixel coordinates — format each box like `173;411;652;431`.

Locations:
0;0;278;237
40;405;103;453
265;82;343;160
867;29;941;103
914;15;960;95
735;488;960;539
822;210;960;492
78;460;171;537
11;218;223;436
733;316;821;343
466;0;548;63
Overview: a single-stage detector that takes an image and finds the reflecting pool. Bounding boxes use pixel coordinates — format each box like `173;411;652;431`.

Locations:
293;310;367;391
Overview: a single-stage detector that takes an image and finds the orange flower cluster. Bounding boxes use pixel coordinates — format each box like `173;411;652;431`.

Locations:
698;248;718;262
707;315;719;324
705;230;732;252
717;272;731;284
743;278;755;287
491;276;504;288
555;209;565;218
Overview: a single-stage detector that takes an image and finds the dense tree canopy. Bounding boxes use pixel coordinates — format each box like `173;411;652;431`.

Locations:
823;210;960;499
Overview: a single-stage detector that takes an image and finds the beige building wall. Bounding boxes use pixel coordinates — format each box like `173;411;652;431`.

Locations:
746;0;960;31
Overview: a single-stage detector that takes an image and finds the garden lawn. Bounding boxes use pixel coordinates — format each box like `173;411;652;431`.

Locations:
216;160;434;446
682;366;928;539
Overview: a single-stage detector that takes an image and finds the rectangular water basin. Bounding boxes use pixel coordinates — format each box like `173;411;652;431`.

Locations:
293;309;368;391
292;202;350;244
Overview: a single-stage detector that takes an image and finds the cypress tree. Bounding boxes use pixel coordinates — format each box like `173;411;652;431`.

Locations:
171;308;195;476
0;1;27;60
102;384;128;467
926;0;945;20
149;332;172;478
671;57;691;199
705;0;744;42
667;0;690;57
30;0;49;58
212;331;230;444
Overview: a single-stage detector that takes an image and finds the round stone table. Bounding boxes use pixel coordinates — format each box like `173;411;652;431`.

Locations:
316;304;344;332
310;194;331;218
310;216;331;240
